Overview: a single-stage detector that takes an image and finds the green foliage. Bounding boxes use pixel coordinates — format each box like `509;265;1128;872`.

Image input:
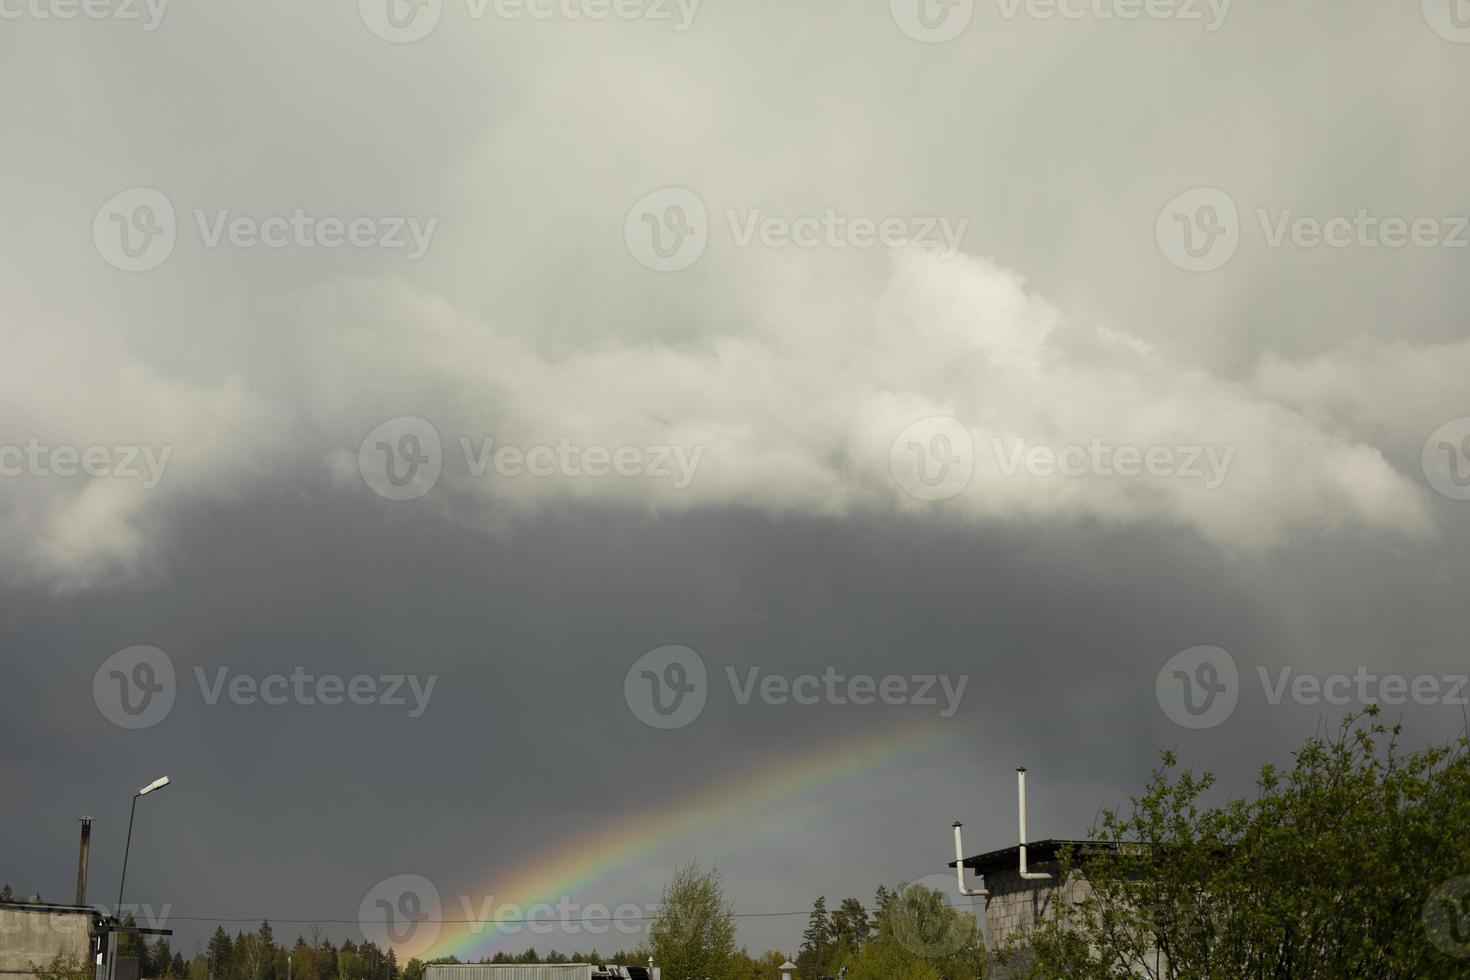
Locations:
795;897;830;978
728;949;789;980
645;862;739;980
829;898;870;961
1009;709;1470;979
836;883;983;980
30;951;92;980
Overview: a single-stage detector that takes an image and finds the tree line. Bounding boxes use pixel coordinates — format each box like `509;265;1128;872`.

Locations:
22;709;1470;979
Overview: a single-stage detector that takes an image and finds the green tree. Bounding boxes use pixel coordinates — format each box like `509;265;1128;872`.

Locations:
795;897;830;978
829;899;870;960
207;927;235;980
1010;708;1470;978
30;952;91;980
645;862;738;980
838;885;983;980
736;950;789;980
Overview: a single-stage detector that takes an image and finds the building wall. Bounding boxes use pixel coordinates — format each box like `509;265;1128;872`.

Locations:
982;863;1093;950
423;965;593;980
0;907;94;980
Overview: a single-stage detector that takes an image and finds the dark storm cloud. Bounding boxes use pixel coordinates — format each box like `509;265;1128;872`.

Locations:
3;0;1469;960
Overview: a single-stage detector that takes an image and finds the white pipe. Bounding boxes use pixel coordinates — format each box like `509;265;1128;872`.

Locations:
951;822;988;896
1017;768;1052;880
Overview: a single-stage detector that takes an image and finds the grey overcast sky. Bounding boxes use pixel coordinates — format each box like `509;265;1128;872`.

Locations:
3;0;1470;961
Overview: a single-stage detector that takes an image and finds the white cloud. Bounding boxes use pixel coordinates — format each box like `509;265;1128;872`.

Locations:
294;249;1433;551
0;325;283;591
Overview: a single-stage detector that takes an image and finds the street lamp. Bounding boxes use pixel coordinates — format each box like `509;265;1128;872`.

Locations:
112;777;171;980
117;777;170;913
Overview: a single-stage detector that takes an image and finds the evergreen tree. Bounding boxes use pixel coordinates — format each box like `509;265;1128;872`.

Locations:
795;897;830;978
207;927;234;980
828;899;869;959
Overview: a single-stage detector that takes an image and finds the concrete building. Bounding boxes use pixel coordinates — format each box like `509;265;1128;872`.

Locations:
0;901;111;980
949;840;1113;948
424;966;655;980
948;769;1124;952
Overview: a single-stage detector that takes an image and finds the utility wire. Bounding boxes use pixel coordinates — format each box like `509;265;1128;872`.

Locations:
141;903;981;926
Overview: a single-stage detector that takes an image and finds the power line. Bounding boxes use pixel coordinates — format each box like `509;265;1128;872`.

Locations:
140;902;982;927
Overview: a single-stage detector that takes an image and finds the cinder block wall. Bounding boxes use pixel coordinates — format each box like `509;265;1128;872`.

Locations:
0;907;93;980
982;864;1093;949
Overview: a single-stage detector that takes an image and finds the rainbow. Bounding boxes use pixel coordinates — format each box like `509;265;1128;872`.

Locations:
427;721;965;961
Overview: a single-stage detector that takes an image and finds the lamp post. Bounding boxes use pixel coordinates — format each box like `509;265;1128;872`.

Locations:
112;777;171;980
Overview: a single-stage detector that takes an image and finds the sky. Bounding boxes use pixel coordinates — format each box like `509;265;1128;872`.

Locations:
3;0;1470;963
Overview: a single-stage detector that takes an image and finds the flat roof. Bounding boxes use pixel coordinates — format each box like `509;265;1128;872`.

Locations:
0;902;103;916
950;839;1120;877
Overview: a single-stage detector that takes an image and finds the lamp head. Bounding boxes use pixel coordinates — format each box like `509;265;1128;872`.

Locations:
137;776;171;796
